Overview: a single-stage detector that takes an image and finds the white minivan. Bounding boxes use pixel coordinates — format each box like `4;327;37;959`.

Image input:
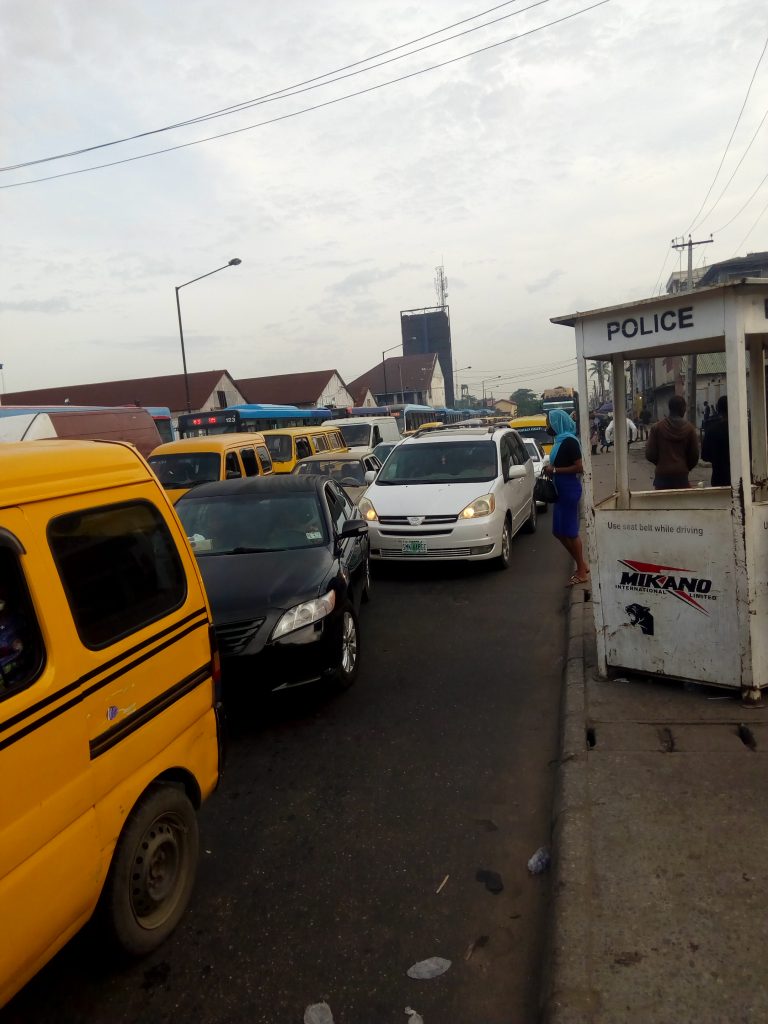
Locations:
338;416;401;449
359;426;536;568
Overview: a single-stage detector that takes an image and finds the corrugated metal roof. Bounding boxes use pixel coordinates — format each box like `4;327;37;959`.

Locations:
236;370;337;405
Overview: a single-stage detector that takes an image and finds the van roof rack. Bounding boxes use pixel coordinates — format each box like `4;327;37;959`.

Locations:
411;422;505;438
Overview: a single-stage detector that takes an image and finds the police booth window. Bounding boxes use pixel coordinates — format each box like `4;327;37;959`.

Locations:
0;545;45;698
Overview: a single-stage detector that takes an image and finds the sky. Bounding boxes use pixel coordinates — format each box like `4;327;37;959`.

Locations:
2;0;768;403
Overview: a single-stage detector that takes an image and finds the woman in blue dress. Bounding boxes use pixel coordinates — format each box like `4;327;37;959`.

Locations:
542;409;590;585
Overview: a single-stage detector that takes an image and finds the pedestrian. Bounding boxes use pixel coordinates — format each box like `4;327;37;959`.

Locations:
701;395;730;486
605;417;638;448
645;394;700;489
702;400;711;427
589;418;599;455
542;409;590;586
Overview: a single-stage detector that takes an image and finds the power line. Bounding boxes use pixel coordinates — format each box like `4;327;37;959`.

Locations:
0;0;612;190
712;167;768;233
693;102;768;230
651;245;674;296
1;0;549;173
733;194;768;255
684;32;768;235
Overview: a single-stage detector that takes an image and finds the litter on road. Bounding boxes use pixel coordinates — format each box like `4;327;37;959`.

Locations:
304;1002;334;1024
435;874;450;895
406;957;452;980
527;847;551;875
405;1007;424;1023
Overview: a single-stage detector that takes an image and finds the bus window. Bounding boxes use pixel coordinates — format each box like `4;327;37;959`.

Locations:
313;434;329;452
240;448;259;477
295;437;312;460
256;446;273;474
225;453;242;479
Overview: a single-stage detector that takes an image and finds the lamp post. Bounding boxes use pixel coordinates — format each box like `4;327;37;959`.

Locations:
481;375;503;405
175;258;242;413
381;342;402;404
453;363;471;406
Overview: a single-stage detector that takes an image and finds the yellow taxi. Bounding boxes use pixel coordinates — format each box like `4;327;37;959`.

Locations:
0;440;220;1008
509;414;553;453
262;425;348;474
147;432;273;502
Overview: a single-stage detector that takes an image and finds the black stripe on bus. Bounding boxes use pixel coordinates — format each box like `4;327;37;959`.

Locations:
0;619;209;752
89;664;212;760
0;608;208;737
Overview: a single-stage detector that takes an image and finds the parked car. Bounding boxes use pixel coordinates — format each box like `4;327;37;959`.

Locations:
292;450;381;504
176;475;370;693
372;440;399;464
522;436;550;512
359;426;536;568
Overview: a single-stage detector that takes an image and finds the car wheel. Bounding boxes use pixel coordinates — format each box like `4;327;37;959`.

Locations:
495;517;512;570
100;785;199;956
536;499;549;514
523;497;537;533
333;604;360;688
361;556;372;603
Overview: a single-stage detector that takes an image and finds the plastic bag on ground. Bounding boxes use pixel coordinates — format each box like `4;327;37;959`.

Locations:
304;1003;334;1024
407;956;451;979
405;1007;425;1023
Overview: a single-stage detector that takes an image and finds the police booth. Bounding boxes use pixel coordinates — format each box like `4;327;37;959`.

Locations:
552;281;768;701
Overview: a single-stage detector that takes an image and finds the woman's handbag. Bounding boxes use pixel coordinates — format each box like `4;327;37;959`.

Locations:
534;475;559;504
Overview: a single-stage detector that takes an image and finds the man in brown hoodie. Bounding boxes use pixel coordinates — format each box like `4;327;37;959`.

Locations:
645;395;700;489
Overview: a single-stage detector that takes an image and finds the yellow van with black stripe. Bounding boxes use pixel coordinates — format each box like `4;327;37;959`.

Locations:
0;440;220;1009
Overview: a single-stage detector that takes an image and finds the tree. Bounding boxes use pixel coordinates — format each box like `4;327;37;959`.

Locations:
510;388;543;415
588;361;612;403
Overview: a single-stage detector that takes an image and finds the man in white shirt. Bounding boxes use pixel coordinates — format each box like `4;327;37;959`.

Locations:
605;417;638;448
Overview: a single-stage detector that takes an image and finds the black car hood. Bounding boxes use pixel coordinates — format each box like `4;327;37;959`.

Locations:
197;547;335;622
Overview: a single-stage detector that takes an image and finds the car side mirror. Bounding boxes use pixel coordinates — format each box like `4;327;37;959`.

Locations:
339;520;368;539
507;465;527;480
364;470;377;484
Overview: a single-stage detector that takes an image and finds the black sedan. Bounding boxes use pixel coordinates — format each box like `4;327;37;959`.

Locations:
176;475;370;693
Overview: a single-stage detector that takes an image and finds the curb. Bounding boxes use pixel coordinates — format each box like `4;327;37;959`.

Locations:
541;586;598;1023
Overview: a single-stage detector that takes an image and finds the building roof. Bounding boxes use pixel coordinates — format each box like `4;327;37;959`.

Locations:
348;383;374;406
348;353;439;396
2;369;237;412
236;370;340;405
697;252;768;288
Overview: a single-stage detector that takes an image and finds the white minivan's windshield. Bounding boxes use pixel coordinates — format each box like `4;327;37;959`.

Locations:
376;441;497;485
339;424;372;447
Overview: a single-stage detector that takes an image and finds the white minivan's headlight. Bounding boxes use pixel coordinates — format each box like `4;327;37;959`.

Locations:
459;494;496;519
358;497;378;522
272;590;336;640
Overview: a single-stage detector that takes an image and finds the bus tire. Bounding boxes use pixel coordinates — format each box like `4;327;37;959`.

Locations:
101;784;199;956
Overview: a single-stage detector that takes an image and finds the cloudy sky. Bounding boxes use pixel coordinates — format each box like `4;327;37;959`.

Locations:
2;0;767;402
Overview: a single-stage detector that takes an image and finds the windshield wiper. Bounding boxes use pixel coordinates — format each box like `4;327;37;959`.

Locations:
228;546;272;554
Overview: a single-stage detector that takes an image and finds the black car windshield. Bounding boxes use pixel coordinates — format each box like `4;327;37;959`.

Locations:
339;424;372;447
376;441;497;485
294;460;367;485
177;493;328;554
264;434;293;461
148;452;221;489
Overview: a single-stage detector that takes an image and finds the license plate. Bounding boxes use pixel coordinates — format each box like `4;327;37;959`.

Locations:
402;539;427;555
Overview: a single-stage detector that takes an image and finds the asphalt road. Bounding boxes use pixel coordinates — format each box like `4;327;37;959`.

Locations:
3;520;572;1024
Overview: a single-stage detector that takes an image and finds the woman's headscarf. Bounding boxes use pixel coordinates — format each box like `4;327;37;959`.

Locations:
548;409;581;465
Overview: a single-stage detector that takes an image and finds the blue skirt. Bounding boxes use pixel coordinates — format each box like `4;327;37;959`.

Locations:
552;474;582;538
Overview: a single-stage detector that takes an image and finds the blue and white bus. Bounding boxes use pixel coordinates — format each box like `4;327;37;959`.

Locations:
385;404;439;433
177;404;331;438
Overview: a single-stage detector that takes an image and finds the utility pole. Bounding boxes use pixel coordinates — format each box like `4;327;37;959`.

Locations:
671;235;712;425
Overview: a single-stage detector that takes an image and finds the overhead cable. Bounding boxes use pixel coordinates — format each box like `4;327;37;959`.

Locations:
0;0;612;190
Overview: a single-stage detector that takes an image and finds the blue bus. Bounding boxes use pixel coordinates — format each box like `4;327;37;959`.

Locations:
177;404;331;438
385;404;439;432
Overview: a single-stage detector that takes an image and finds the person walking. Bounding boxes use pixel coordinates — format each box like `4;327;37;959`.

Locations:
542;409;590;586
589;418;600;455
701;395;730;486
645;394;700;489
605;417;638;448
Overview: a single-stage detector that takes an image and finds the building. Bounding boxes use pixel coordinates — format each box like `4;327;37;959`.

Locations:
665;267;707;293
2;369;246;422
696;251;768;287
236;369;353;409
347;353;446;408
492;398;518;416
400;307;454;406
347;384;377;408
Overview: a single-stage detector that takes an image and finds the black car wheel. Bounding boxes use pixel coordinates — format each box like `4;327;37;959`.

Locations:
100;785;199;956
333;604;360;689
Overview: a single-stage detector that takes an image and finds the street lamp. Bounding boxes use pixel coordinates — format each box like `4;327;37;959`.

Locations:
453;363;471;405
381;342;402;404
481;375;503;405
175;258;242;413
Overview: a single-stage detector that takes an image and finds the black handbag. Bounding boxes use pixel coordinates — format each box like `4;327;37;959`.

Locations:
534;475;559;504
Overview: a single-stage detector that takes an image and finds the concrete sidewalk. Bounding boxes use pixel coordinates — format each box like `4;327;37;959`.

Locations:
543;449;768;1023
